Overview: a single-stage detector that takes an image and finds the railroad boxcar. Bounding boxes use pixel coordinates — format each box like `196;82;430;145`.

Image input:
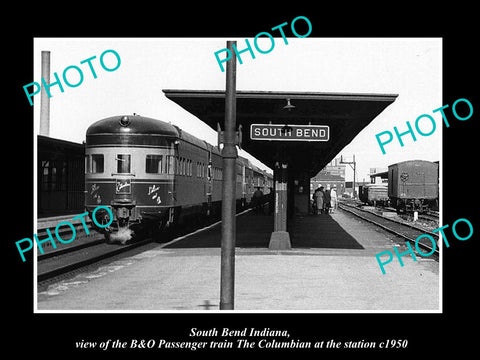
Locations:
359;184;389;206
388;160;439;213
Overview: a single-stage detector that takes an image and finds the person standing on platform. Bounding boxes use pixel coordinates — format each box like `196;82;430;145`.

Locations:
330;185;338;213
315;186;324;215
252;187;264;214
324;185;331;214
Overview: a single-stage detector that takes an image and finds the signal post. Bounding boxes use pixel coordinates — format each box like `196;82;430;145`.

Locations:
219;41;237;310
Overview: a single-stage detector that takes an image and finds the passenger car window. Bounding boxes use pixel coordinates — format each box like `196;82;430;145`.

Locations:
146;154;163;174
92;154;104;173
116;154;131;173
85;155;90;174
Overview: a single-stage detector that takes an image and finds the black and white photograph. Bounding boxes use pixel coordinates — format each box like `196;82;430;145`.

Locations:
32;36;443;313
8;9;478;357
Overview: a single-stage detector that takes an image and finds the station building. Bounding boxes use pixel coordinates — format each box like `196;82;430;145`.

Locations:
310;157;345;197
37;135;85;217
369;167;388;184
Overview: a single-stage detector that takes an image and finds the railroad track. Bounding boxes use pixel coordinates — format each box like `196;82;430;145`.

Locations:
419;212;439;222
37;209;236;283
338;202;439;257
37;237;155;282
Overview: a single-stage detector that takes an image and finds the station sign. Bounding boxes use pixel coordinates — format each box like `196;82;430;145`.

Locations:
250;124;330;141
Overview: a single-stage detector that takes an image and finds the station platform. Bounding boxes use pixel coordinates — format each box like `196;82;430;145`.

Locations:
37;213;103;256
37;209;440;312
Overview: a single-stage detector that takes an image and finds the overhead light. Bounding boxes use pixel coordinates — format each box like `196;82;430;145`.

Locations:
283;98;295;111
282;99;294;134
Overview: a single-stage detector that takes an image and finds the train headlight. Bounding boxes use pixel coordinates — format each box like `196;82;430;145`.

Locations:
119;116;131;127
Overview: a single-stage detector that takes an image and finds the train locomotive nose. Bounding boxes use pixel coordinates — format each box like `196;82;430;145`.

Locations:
112;177;136;226
113;200;134;227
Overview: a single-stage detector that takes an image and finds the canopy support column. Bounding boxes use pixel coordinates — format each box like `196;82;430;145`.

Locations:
269;161;291;250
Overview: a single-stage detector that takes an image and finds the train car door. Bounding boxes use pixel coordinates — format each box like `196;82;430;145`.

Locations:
169;142;177;204
206;149;213;214
166;142;177;225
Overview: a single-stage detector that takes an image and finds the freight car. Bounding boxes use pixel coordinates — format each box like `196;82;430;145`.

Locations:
358;184;389;207
84;114;272;243
388;160;438;213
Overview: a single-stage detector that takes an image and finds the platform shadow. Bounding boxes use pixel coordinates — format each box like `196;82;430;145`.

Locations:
164;211;273;248
289;213;364;249
164;211;363;249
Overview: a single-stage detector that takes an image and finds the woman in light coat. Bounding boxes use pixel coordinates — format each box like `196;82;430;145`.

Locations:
330;186;338;213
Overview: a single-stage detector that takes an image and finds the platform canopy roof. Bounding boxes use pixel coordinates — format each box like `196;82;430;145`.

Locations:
163;90;397;177
369;170;389;179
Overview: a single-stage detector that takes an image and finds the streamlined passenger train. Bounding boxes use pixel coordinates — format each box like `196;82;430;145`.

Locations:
84;114;272;243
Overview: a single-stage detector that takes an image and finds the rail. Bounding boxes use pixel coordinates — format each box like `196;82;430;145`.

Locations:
37;237;153;282
36;217;104;260
338;201;439;257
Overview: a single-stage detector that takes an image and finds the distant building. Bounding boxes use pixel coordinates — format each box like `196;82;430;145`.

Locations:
369;167;388;184
310;157;345;196
345;180;370;198
322;157;346;177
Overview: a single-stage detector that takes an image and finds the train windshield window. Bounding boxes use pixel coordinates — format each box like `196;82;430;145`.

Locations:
91;154;104;173
146;155;163;174
116;154;131;173
85;155;91;174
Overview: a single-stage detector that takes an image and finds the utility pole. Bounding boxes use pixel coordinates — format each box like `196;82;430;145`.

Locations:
340;154;357;199
220;41;237;310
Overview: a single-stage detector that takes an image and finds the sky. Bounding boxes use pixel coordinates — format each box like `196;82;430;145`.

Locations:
32;37;442;181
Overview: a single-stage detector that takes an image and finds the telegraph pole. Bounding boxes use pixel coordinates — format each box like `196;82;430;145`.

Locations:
40;51;51;136
220;41;237;310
